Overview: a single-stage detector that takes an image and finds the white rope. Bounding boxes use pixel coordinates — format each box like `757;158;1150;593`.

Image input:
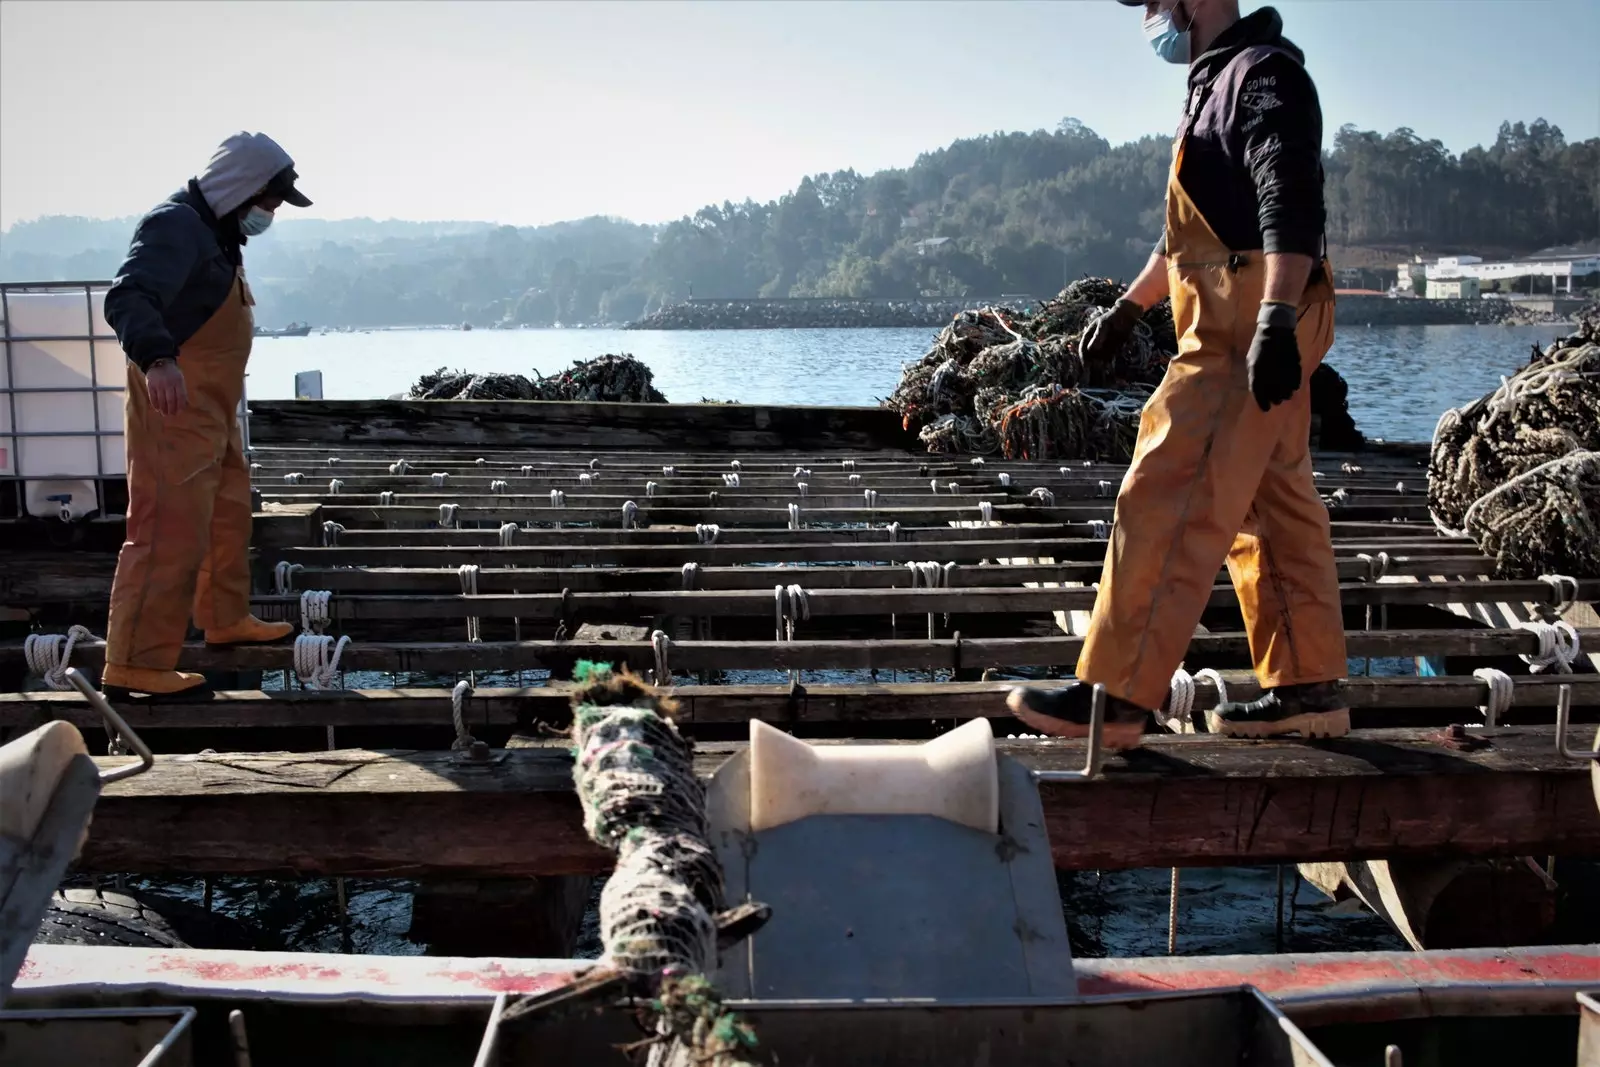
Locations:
389;459;410;475
681;562;699;589
521;465;534;477
549;489;566;508
1395;481;1407;494
499;523;519;546
1167;668;1196;724
460;564;482;642
1030;487;1055;506
730;460;742;471
284;472;303;484
1195;668;1229;714
1518;619;1580;673
978;500;994;524
1089;519;1110;540
1540;573;1579;617
438;503;459;528
696;523;720;544
793;467;811;480
797;482;809;498
250;463;262;475
774;584;811;642
327;456;340;467
1059;466;1070;478
646;481;658;498
580;472;595;486
478;458;489;467
450;679;478;750
948;481;959;495
328;479;344;495
490;479;509;495
1097;480;1112;498
788;502;802;530
300;589;333;634
1329;488;1349;507
378;491;395;506
930;479;940;494
999;472;1012;487
971;458;986;467
887;522;900;542
1341;462;1363;474
588;458;599;471
24;626;96;691
1474;667;1513;726
849;474;861;486
321;521;344;546
273;561;303;595
723;472;741;487
1356;551;1390;581
842;459;855;471
431;472;449;486
662;465;676;477
863;489;878;509
651;629;672;686
622;501;639;530
294;633;350;690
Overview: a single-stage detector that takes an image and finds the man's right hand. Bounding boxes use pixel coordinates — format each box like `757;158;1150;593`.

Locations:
1080;298;1144;364
144;359;188;417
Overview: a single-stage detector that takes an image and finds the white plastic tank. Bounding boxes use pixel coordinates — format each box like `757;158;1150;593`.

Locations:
0;285;124;484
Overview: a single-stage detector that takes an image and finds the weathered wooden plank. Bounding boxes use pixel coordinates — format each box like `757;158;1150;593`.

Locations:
13;628;1591;676
7;675;1597;731
246;399;920;452
77;727;1600;877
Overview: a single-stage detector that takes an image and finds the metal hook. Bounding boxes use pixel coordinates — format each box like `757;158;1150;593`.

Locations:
64;668;154;783
1032;682;1105;781
1555;684;1599;761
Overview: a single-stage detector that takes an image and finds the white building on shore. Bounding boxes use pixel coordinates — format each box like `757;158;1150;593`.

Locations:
1398;248;1600;296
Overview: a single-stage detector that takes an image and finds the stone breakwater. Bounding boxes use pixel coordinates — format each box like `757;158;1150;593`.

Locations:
1337;295;1574;326
627;297;1012;331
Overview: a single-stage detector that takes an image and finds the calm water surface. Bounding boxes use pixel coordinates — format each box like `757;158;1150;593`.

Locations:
244;323;1571;441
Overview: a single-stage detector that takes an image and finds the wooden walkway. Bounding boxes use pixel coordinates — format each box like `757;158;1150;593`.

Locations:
6;429;1599;877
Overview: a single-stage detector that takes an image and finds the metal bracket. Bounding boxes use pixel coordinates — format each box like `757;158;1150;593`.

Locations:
1555;684;1599;761
1032;682;1105;781
64;668;153;783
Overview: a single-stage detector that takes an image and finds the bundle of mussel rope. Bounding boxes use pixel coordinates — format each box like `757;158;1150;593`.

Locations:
1428;302;1600;578
887;277;1176;462
570;664;762;1067
410;353;667;403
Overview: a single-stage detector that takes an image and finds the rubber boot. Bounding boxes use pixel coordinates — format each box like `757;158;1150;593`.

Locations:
1206;680;1351;739
1003;682;1151;751
102;665;213;703
204;616;294;648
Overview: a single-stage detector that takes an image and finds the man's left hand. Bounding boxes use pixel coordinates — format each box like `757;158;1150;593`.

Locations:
1246;301;1302;412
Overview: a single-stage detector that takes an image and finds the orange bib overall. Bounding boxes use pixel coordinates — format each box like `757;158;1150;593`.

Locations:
105;271;256;670
1074;139;1348;711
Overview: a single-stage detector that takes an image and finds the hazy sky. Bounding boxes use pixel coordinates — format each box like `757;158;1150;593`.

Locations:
2;0;1597;230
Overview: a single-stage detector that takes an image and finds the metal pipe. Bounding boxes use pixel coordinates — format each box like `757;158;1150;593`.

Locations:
64;667;153;783
1555;685;1598;761
1032;683;1105;781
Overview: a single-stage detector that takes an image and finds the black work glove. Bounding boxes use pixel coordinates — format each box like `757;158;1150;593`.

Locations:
1080;298;1144;364
1246;301;1303;412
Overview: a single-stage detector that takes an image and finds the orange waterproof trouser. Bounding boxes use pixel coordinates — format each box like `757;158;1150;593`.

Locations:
1075;286;1348;712
105;279;254;669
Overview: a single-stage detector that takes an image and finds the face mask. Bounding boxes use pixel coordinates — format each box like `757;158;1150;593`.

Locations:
239;205;275;237
1143;6;1192;65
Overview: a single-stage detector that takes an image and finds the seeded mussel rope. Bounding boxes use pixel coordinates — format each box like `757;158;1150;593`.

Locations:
1428;304;1600;579
569;663;761;1067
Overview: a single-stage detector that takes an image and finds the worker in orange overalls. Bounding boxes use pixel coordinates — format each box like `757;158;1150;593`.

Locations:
100;133;313;699
1007;1;1350;747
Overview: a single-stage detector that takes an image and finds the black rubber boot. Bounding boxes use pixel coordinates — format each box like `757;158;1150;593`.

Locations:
1004;682;1151;750
1206;680;1351;739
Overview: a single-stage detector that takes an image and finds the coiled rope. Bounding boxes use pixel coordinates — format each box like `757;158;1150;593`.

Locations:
460;564;482;643
1518;619;1580;673
723;472;741;487
378;491;395;506
696;524;720;544
998;472;1011;487
294;632;350;690
490;479;509;495
646;480;659;498
389;459;410;475
1474;667;1513;726
328;479;343;495
796;482;808;498
1166;667;1229;728
652;629;673;686
273;561;303;595
622;501;639;530
321;521;344;546
977;500;994;524
284;472;303;485
863;489;878;509
437;503;459;528
499;523;519;546
24;626;97;691
788;503;801;530
793;467;811;480
431;472;449;487
1030;487;1055;506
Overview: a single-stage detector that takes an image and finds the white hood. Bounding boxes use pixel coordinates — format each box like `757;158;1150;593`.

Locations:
195;131;295;218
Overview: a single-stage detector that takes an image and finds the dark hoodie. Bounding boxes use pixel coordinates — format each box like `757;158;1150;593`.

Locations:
1156;6;1325;260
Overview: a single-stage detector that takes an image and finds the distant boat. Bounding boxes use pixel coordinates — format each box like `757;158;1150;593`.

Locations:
461;321;473;332
255;322;312;338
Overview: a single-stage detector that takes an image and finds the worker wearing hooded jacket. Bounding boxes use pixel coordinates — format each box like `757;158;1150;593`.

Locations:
1006;1;1350;747
101;132;313;699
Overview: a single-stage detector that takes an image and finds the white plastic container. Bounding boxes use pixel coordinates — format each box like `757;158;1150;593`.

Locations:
0;285;123;482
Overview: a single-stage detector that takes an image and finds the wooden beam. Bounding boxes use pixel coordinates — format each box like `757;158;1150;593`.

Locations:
77;727;1600;877
7;675;1597;731
12;628;1592;675
246;399;920;452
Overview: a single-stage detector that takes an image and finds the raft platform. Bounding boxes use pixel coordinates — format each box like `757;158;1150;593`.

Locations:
4;399;1600;960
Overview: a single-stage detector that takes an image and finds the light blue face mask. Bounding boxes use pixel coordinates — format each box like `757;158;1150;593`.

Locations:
239;205;275;237
1143;6;1192;65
